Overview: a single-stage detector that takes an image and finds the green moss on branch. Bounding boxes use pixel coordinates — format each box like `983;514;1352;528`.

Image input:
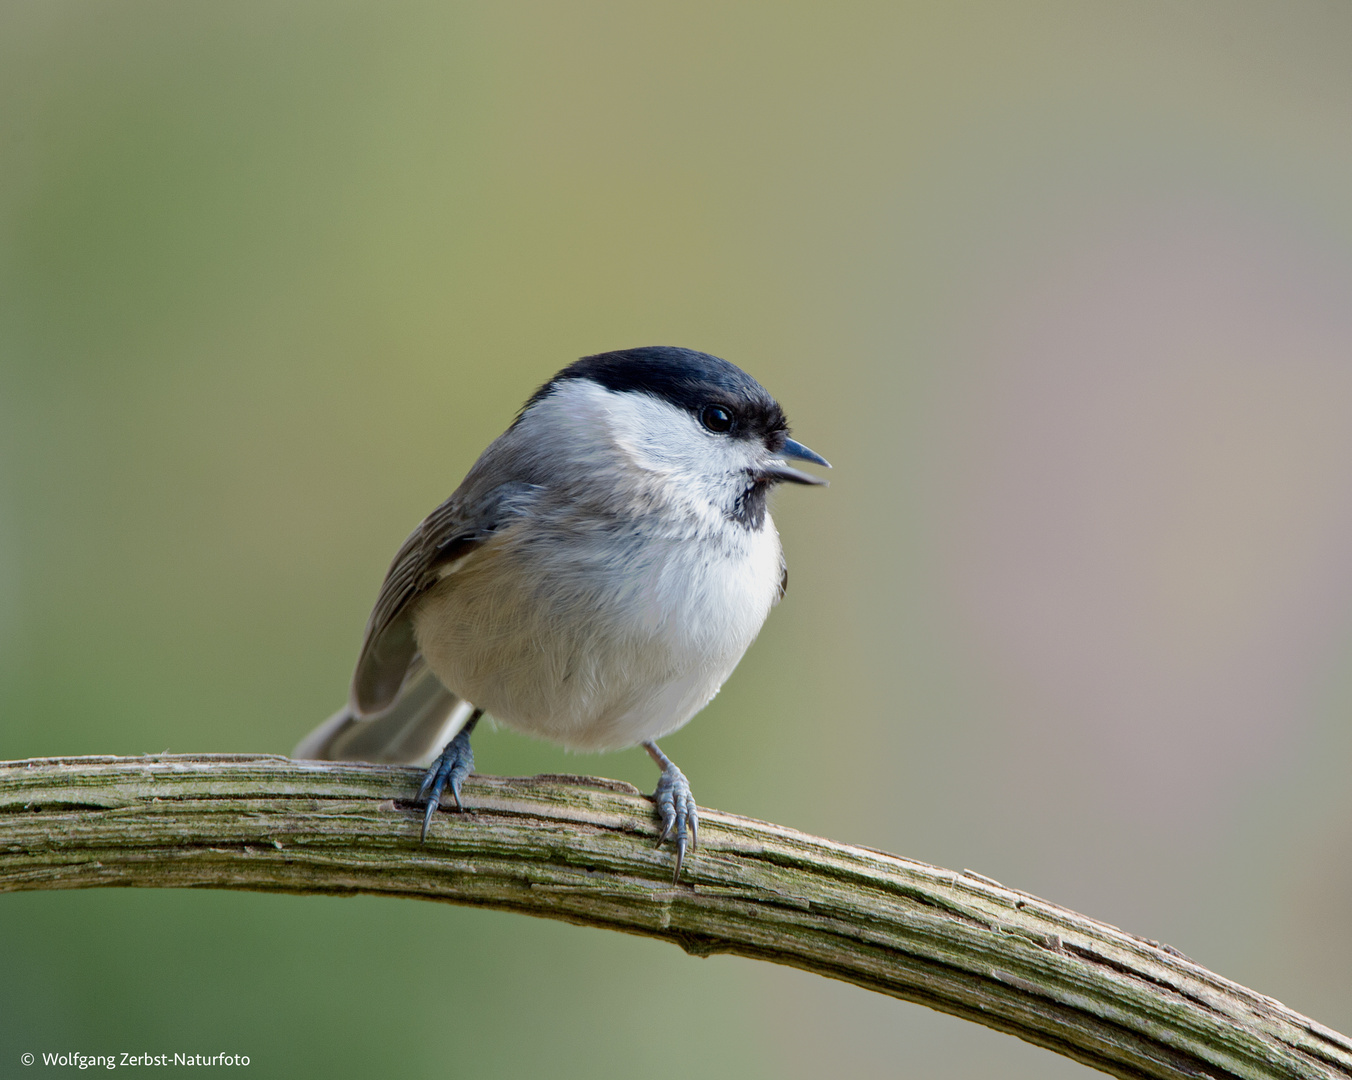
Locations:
2;754;1349;1080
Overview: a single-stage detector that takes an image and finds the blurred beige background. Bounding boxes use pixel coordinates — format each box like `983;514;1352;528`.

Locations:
3;2;1352;1076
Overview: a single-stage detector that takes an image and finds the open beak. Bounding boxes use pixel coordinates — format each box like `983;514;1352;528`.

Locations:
760;437;831;486
783;438;831;468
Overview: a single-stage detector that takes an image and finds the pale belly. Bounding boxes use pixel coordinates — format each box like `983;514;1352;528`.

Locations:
411;519;783;751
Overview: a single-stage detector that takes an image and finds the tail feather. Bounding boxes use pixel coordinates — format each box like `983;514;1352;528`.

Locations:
292;657;474;768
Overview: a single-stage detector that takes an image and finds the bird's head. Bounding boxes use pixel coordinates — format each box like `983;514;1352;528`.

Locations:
522;346;829;529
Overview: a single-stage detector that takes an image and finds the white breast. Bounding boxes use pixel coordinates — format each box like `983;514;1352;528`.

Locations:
411;381;786;751
413;510;782;751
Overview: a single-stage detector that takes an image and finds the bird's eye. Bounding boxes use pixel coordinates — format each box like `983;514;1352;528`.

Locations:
700;404;734;433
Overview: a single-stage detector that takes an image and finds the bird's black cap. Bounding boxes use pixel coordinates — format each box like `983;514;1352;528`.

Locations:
525;346;789;443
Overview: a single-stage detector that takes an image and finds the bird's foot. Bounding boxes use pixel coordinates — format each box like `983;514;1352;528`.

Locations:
646;743;698;883
415;721;477;841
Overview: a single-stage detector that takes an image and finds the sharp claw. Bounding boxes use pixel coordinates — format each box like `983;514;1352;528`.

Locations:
648;750;697;883
415;717;480;841
420;793;438;842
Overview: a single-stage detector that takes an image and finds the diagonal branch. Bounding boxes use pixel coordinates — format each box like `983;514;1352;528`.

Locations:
1;754;1348;1080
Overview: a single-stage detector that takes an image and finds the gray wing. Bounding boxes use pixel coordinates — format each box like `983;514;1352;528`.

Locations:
295;406;550;765
350;477;540;715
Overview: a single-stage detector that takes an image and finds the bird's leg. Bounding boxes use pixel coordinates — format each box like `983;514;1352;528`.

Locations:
416;708;483;841
643;740;698;884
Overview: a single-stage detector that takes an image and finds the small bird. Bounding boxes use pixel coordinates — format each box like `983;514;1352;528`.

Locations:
294;346;829;880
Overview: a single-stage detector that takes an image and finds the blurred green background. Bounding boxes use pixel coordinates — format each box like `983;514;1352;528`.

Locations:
4;2;1352;1076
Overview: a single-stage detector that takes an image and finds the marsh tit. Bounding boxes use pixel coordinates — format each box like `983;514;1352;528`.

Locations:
294;346;829;880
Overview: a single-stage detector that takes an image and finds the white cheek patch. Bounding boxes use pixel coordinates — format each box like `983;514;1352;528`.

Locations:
518;379;766;525
597;389;760;494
